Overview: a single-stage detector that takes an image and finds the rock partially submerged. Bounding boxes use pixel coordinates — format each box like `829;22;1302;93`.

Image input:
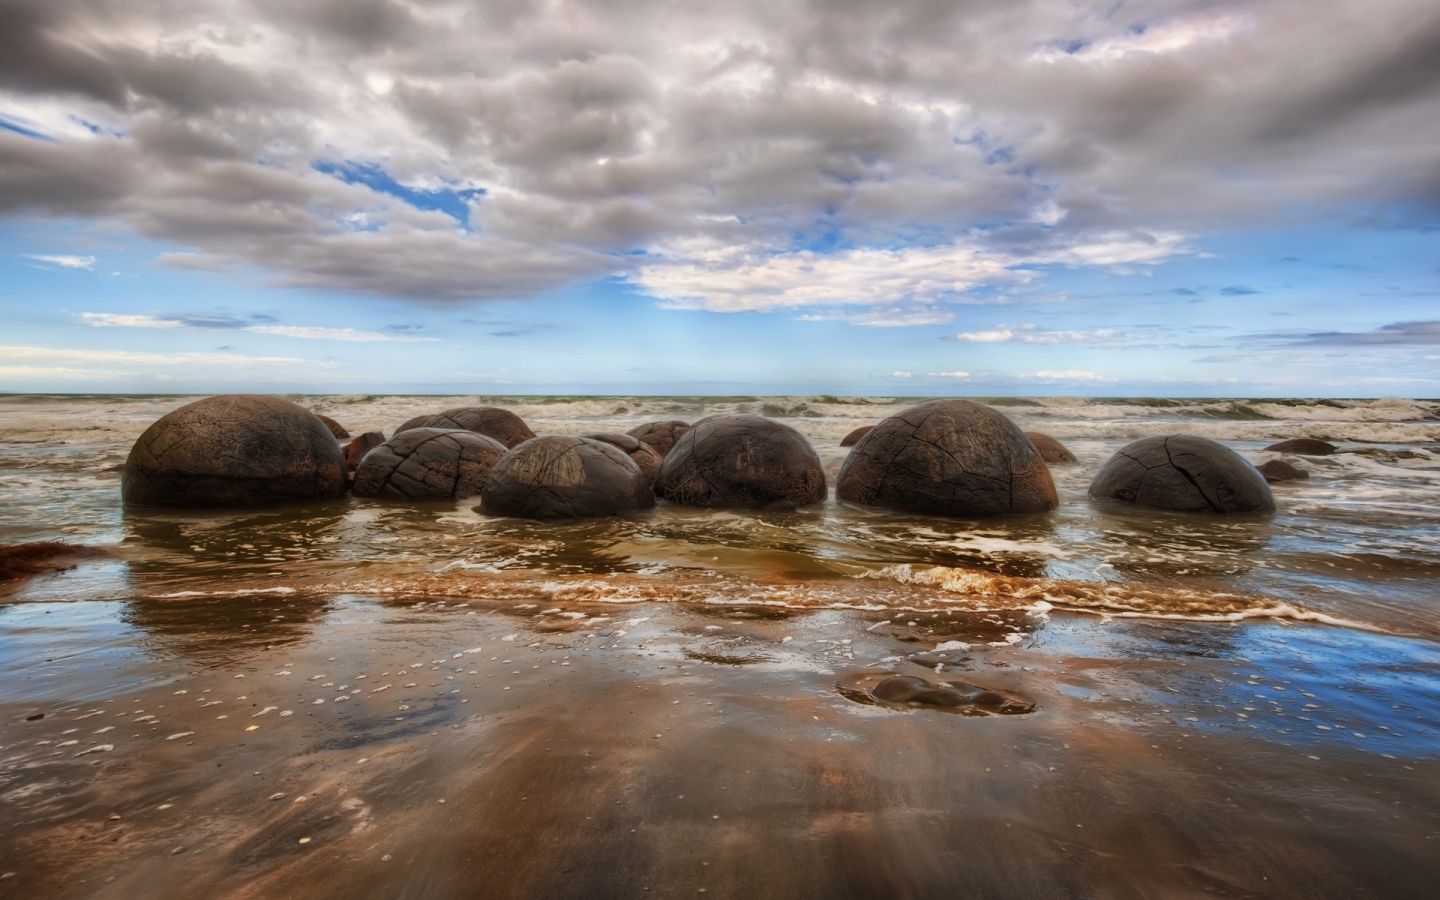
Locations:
582;432;664;487
401;407;535;449
837;400;1057;518
840;426;874;447
657;415;825;510
352;428;506;501
122;395;347;508
627;420;690;458
1257;459;1309;483
480;436;654;519
1089;435;1275;514
1264;438;1337;456
1025;432;1077;464
841;674;1035;716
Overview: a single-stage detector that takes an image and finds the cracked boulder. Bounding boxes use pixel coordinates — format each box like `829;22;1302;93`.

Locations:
480;436;655;519
344;431;386;476
1089;435;1275;514
1025;432;1077;464
627;420;690;457
836;399;1057;517
351;428;506;501
657;415;826;510
582;432;664;488
122;395;347;508
398;407;535;449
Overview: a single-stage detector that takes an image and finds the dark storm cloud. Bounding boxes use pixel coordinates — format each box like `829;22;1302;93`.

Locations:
1;0;1438;306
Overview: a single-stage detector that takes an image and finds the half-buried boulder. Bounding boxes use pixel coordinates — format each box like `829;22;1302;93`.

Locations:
627;420;690;457
396;414;435;434
344;431;386;475
837;400;1057;518
1025;432;1077;464
840;425;874;447
1089;435;1275;513
480;436;655;519
582;432;664;487
405;407;535;449
1257;459;1309;483
1263;438;1337;456
352;428;506;501
315;414;349;440
122;395;347;508
657;415;826;510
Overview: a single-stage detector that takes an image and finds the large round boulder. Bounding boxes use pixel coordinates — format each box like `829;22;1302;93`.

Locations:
1257;459;1309;484
1025;432;1077;464
396;414;435;434
657;415;826;510
837;400;1057;518
315;414;349;440
582;432;664;487
627;420;690;457
1263;438;1336;456
400;407;535;449
1089;435;1275;513
352;428;506;501
480;436;655;519
840;425;874;447
122;395;347;508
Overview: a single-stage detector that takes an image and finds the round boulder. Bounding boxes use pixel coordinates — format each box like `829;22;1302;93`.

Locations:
1257;459;1309;484
406;407;534;449
1263;438;1336;456
344;431;386;475
840;425;874;447
1025;432;1077;464
1089;435;1275;514
315;414;349;440
837;400;1057;518
122;395;346;508
396;414;435;434
352;428;506;501
480;436;654;519
582;432;664;487
627;420;690;458
657;415;826;510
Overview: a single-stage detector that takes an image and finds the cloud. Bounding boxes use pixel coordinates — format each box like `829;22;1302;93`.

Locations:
927;371;971;379
1024;369;1114;383
81;312;438;342
27;253;95;269
891;371;912;378
948;324;1171;344
1291;320;1440;345
1220;285;1261;296
0;345;319;367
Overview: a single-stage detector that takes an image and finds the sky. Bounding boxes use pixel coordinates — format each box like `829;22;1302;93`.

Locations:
1;0;1438;396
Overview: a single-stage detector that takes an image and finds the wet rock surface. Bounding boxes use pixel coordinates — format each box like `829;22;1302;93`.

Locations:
1090;435;1275;514
352;428;507;501
344;431;386;475
1025;431;1077;464
837;400;1057;517
1264;438;1337;456
315;414;349;440
480;436;655;519
627;420;690;457
412;407;535;449
582;432;664;487
396;414;435;434
840;425;874;447
122;395;347;508
1257;459;1309;483
657;415;825;510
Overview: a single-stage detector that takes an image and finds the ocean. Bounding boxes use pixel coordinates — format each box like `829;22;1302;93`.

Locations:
2;393;1438;897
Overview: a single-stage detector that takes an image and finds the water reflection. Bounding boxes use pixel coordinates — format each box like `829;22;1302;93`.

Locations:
1090;507;1273;579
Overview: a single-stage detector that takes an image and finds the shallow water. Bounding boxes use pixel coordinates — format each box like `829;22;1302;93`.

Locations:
1;394;1438;897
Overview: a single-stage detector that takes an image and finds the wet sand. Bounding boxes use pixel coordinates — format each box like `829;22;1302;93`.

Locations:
3;590;1437;899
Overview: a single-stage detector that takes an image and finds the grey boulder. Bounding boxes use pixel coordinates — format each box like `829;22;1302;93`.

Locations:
352;428;506;501
657;415;826;510
1089;435;1275;513
837;400;1057;517
122;395;346;508
480;436;655;519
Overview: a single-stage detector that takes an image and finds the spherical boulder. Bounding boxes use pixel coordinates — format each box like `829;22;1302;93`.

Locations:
315;414;349;440
1257;459;1309;483
352;428;506;501
404;407;534;449
627;420;690;457
657;415;826;510
1089;435;1275;514
840;425;874;447
837;400;1057;518
582;432;664;487
122;395;347;508
344;431;386;475
1025;432;1077;464
396;414;435;434
1263;438;1336;456
480;436;654;519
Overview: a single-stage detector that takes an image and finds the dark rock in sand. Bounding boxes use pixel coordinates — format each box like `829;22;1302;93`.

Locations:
582;432;664;487
1264;438;1337;456
861;675;1035;715
352;428;506;501
1025;432;1077;464
840;426;874;447
480;436;654;519
657;415;825;510
122;395;346;508
344;431;386;474
409;407;535;449
1256;459;1308;483
315;414;349;440
1090;435;1275;514
396;414;435;434
627;420;690;458
836;400;1057;518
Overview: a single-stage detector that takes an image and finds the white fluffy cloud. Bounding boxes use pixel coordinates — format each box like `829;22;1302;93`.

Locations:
27;254;96;269
80;313;438;342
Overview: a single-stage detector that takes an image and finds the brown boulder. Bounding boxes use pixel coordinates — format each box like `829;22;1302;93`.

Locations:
1263;438;1336;456
396;414;435;434
840;426;874;447
315;414;349;440
344;431;387;475
480;436;654;519
582;432;664;487
837;400;1057;518
1089;435;1275;514
1257;459;1309;483
352;428;506;501
627;420;690;457
1025;432;1077;464
405;407;535;449
657;415;826;510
